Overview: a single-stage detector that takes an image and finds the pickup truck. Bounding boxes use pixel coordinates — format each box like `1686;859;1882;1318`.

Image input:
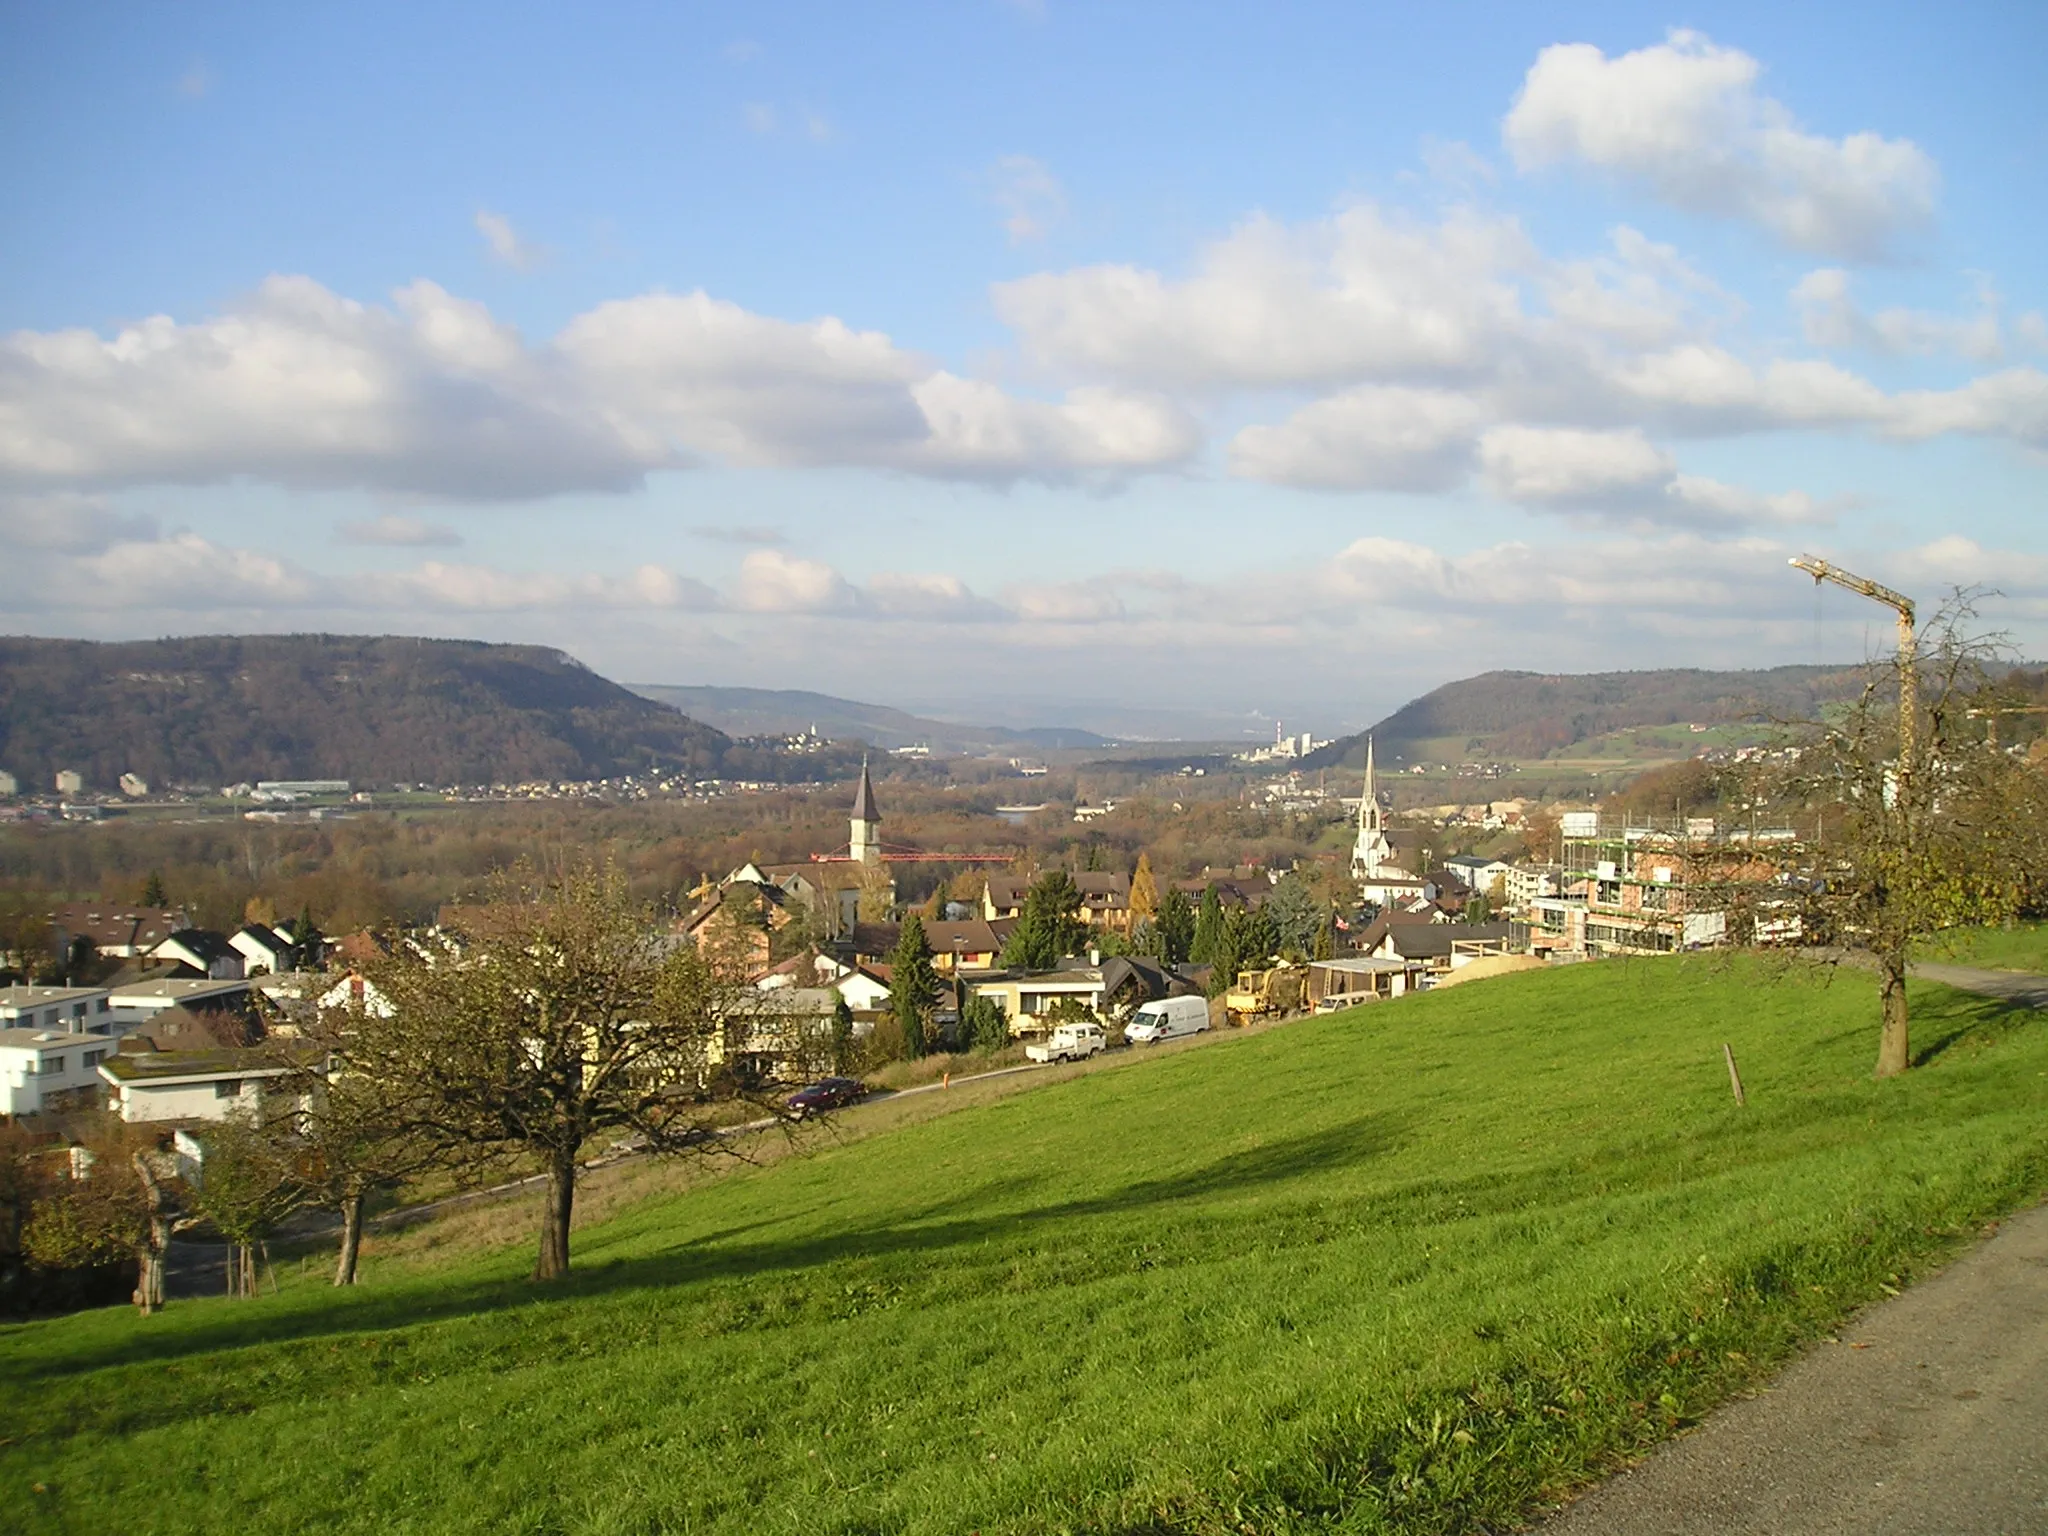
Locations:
1025;1021;1107;1063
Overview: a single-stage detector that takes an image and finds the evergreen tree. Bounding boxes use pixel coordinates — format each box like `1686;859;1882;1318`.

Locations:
1000;870;1087;970
1207;910;1243;997
1313;908;1336;961
141;870;168;908
1266;873;1318;956
1239;905;1280;967
1129;853;1158;924
963;994;1010;1054
889;914;936;1059
1189;888;1224;964
1157;885;1195;966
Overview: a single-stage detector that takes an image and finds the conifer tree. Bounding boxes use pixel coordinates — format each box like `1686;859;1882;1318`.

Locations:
1189;888;1224;964
1000;871;1087;970
889;914;936;1059
1129;853;1158;924
1157;884;1195;966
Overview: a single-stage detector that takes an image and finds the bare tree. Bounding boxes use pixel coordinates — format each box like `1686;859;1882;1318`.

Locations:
291;1062;440;1286
344;863;761;1281
1785;600;2048;1076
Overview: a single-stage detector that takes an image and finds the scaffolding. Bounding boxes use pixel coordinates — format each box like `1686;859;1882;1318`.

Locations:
1550;812;1801;956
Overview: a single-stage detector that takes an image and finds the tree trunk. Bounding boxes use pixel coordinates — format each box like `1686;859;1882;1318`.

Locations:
1877;953;1912;1078
131;1151;170;1315
334;1186;366;1286
533;1146;577;1281
134;1243;162;1315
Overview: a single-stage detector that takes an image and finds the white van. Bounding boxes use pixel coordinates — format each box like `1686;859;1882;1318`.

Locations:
1124;994;1210;1044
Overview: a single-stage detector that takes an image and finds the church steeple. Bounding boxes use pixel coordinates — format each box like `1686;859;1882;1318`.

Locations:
1351;735;1393;879
850;756;882;864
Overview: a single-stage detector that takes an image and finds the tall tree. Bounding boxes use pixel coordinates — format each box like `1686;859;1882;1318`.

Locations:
1189;888;1224;965
1001;871;1088;970
345;863;753;1281
1129;853;1158;925
889;914;937;1060
140;869;169;907
1265;874;1318;955
1156;885;1195;967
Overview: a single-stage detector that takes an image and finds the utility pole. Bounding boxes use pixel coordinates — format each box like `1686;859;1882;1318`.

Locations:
1790;555;1917;775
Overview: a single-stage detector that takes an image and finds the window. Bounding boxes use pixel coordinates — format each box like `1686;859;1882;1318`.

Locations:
39;1056;64;1076
83;1049;106;1069
71;1002;87;1019
215;1078;244;1099
96;999;110;1012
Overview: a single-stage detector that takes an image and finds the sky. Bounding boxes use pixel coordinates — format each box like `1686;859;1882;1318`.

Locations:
2;1;2045;737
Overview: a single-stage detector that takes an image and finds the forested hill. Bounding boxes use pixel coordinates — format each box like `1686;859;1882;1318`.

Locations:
0;635;813;790
1305;664;1865;769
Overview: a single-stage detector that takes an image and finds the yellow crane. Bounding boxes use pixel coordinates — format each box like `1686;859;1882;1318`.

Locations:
1790;555;1917;771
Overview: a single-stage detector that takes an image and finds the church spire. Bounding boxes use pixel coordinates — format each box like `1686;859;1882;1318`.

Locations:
850;755;882;864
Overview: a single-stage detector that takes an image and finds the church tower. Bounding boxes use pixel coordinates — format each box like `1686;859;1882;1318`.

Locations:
850;757;882;865
1350;736;1394;879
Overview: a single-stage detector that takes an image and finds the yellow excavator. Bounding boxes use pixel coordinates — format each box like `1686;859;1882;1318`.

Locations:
1224;963;1306;1025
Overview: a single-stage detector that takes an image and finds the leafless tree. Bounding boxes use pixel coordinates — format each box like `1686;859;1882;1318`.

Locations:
341;862;766;1281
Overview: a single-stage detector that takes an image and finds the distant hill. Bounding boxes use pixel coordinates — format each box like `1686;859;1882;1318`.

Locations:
1304;665;1865;770
629;684;1112;754
0;635;838;791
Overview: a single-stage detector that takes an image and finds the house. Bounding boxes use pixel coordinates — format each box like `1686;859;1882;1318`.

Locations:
45;903;191;959
675;879;796;979
1503;864;1563;913
106;976;256;1035
316;971;394;1018
229;923;295;976
981;871;1134;934
97;1044;315;1124
710;988;845;1084
922;918;1005;972
1552;814;1785;955
0;984;117;1035
1364;921;1514;974
1442;855;1515;898
0;1028;120;1116
1306;957;1431;1008
150;929;245;980
965;965;1114;1033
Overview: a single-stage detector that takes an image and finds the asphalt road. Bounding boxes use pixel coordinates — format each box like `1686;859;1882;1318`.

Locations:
1914;961;2048;1011
1539;1145;2048;1529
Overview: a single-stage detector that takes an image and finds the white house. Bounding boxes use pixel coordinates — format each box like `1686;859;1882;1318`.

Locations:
0;1028;119;1116
0;984;117;1035
229;923;294;976
106;976;253;1023
150;929;245;979
97;1046;311;1124
1443;855;1515;897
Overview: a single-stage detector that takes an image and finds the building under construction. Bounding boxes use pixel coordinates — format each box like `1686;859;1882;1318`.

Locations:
1523;811;1800;958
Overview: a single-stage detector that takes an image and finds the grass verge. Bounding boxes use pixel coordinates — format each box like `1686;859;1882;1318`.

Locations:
3;954;2046;1534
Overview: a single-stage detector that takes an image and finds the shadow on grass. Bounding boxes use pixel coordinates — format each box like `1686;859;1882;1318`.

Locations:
1912;983;2041;1068
5;1111;1412;1390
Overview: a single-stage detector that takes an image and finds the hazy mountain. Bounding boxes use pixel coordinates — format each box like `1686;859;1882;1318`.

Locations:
629;684;1113;753
1304;665;1867;770
0;635;841;791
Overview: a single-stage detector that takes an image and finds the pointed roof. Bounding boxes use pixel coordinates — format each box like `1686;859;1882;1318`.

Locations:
1357;735;1380;832
850;758;882;825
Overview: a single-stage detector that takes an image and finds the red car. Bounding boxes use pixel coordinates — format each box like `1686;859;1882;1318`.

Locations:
785;1076;867;1117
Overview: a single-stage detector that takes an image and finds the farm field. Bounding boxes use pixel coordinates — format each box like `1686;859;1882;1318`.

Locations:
5;956;2048;1535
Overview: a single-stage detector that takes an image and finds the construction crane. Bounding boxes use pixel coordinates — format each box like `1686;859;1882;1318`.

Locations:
1790;555;1917;771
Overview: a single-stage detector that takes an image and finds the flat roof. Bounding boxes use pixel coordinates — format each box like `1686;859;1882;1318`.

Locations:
99;1048;309;1084
1311;957;1426;974
0;985;108;1007
0;1027;95;1051
106;978;251;1004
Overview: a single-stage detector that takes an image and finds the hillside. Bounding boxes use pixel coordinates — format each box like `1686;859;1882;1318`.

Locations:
629;683;1112;754
1306;664;1865;770
0;635;808;790
6;958;2046;1533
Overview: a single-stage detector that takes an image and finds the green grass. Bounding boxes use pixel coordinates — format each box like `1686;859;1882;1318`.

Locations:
5;956;2048;1535
1927;921;2048;973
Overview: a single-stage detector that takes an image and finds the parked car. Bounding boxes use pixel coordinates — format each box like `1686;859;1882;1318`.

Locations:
785;1076;867;1117
1025;1021;1107;1063
1124;994;1211;1044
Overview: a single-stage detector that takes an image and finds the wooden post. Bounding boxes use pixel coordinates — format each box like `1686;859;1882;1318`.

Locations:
1723;1042;1747;1107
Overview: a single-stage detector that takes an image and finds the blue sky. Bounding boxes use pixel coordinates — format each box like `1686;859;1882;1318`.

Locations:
3;2;2044;735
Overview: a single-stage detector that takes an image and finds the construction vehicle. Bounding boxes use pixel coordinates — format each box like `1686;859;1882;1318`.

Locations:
1224;962;1306;1025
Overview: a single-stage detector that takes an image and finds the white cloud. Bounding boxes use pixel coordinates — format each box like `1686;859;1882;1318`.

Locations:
474;210;543;271
0;277;1195;500
68;532;317;608
1505;31;1937;260
1794;268;2017;362
1480;424;1672;504
337;514;461;547
387;561;714;611
734;549;859;614
988;155;1066;243
1228;386;1485;491
1886;368;2048;446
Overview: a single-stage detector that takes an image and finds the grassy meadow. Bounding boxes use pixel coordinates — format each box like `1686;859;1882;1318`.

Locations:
5;955;2048;1535
1928;920;2048;973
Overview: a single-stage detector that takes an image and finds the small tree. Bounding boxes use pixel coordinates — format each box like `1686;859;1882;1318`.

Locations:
1781;604;2048;1077
1130;853;1159;926
346;863;753;1281
1157;885;1196;967
1001;871;1088;970
963;994;1009;1054
141;870;169;908
187;1107;306;1297
889;914;937;1060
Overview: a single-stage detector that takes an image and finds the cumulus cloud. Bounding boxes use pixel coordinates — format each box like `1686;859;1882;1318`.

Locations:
386;561;715;611
1793;268;2023;362
1505;31;1937;260
474;210;543;271
1228;386;1485;491
1480;424;1672;504
988;155;1066;243
734;549;859;614
0;277;1197;500
336;513;461;547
